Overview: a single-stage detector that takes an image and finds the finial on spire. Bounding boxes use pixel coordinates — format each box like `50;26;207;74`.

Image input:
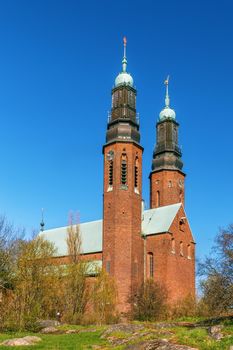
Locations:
40;208;45;232
164;75;170;107
122;36;127;73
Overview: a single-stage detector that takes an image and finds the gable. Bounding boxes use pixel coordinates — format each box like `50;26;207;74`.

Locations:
168;205;195;243
142;203;182;236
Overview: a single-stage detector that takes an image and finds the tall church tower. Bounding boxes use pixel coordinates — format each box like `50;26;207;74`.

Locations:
150;78;185;208
102;38;144;315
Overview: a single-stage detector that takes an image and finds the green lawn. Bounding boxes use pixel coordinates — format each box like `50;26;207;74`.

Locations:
0;320;232;350
0;330;106;350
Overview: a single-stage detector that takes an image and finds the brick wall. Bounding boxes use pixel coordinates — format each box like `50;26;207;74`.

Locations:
145;205;195;304
103;142;144;315
150;170;185;208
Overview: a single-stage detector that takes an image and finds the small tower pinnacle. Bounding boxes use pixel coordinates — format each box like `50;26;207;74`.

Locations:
159;75;176;120
40;208;45;232
115;36;133;87
164;75;170;107
122;36;127;72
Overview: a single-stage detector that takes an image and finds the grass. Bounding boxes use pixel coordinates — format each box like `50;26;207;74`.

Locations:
0;318;232;349
171;325;233;350
0;330;107;350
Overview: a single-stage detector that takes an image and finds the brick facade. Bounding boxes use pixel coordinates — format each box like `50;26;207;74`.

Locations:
103;142;144;314
150;170;185;208
145;206;195;303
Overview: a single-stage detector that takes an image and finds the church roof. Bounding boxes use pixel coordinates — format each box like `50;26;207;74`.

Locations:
39;220;102;257
142;203;181;236
39;203;181;257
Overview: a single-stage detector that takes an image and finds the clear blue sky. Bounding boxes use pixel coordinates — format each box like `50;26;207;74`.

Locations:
0;0;232;262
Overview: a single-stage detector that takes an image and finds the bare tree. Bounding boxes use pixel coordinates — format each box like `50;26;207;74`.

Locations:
0;216;24;291
132;279;168;321
66;212;82;263
91;268;117;324
199;224;233;314
64;212;88;323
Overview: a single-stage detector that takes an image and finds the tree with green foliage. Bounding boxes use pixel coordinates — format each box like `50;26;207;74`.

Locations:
0;235;64;331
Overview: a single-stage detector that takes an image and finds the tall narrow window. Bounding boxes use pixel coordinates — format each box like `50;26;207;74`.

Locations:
187;244;191;259
156;191;160;207
121;154;127;187
180;241;183;256
171;238;175;254
149;253;154;278
113;91;118;107
108;160;113;186
107;151;114;191
147;252;154;278
134;157;139;193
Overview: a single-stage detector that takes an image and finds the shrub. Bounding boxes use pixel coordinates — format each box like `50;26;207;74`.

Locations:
133;279;168;321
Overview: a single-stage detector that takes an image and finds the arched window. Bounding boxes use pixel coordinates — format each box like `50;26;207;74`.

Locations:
107;151;114;191
147;252;154;278
113;91;118;107
121;153;127;186
134;157;139;192
108;160;113;187
171;238;175;254
180;241;183;256
156;191;160;207
187;244;191;259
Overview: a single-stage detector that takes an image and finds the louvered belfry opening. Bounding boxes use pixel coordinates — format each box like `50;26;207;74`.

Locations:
121;153;127;186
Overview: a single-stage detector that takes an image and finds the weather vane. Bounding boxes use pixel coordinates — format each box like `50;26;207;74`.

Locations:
164;75;170;86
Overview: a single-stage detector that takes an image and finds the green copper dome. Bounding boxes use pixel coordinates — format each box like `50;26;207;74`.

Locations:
159;76;176;121
115;71;134;87
159;106;176;121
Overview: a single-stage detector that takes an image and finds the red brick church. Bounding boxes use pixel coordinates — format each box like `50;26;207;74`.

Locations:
40;38;195;314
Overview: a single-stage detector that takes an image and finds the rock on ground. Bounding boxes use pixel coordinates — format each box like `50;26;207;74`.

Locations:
65;329;79;334
22;336;41;343
101;323;145;337
1;336;42;346
40;326;59;334
208;325;224;340
124;339;198;350
37;319;60;328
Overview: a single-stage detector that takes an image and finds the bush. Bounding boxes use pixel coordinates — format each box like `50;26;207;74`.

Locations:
133;279;168;321
91;269;118;324
170;294;198;319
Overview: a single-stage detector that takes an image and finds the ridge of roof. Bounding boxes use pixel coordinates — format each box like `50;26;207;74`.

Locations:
39;203;183;256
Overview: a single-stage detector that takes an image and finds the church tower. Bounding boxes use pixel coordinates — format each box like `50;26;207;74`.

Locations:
102;38;144;315
150;77;185;208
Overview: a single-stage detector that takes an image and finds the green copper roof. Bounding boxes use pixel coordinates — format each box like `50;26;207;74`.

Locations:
114;37;134;88
159;76;176;121
39;203;182;257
